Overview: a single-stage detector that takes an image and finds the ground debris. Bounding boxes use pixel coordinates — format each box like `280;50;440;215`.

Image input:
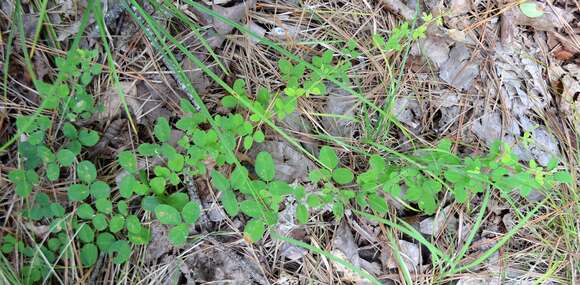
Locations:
176;240;269;285
331;222;380;283
323;83;357;138
419;205;457;235
383;240;421;270
438;44;480;91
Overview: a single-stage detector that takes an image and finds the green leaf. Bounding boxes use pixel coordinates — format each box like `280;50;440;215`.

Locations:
221;189;239;217
118;151;137;173
137;143;159;156
211;170;230;191
37;146;55;163
92;214;108;231
125;215;142;234
168;153;184;172
77;161;97;183
96;233;116;252
118;200;129;216
306;194;322;208
244;219;265;243
90;180;111;199
278;59;292;74
149;177;166;195
8;169;27;185
56;148;76;167
119;175;137;198
77;224;95;243
182;202;201;224
109;215;125;233
253;130;265;143
552;171;572;184
141;196;160;212
46;162;60;181
109;240;131;264
168;224;188;246
255;151;275;182
49;203;65;217
165;193;190;211
296;204;309;224
240;200;262;218
154;204;181;225
62;123;77;139
243;135;253;150
519;2;544;18
319;146;339;169
95;198;113;214
80;243;98;267
76;204;95;219
78;129;100;146
332;168;354;185
128;227;151;245
154;117;171;142
367;194;388;214
68;184;90;201
221;95;237;108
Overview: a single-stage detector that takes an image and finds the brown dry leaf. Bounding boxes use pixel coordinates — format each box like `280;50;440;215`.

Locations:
393;97;422;131
211;0;256;35
331;222;380;283
322;83;357;138
276;198;307;260
95;81;142;122
550;63;580;132
438;44;480;91
506;2;574;31
384;240;421;270
177;242;269;285
146;221;173;263
419;205;457;235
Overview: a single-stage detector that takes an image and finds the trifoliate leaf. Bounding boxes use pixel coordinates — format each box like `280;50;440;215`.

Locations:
221;189;239;217
96;233;115;252
92;214;108;231
125;215;142;234
46;162;60;181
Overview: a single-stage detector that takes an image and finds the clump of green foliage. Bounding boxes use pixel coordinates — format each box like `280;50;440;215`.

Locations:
3;16;573;285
